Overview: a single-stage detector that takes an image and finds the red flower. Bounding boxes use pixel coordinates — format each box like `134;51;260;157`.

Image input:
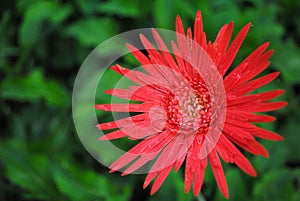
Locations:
95;10;287;198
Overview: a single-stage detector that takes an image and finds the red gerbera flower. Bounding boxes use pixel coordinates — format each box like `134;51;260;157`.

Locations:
95;10;287;198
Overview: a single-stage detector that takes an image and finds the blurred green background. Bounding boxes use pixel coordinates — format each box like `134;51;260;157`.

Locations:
0;0;299;200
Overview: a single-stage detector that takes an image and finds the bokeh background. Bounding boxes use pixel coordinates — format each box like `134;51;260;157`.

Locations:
1;0;299;201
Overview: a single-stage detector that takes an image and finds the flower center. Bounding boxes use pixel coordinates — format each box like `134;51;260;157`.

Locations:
165;81;211;133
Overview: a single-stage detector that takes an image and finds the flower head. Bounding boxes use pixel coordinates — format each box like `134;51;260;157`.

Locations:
95;10;287;198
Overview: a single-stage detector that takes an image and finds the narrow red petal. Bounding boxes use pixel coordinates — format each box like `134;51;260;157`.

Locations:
224;42;270;89
139;34;168;67
151;28;179;72
97;113;148;130
208;149;229;199
111;65;166;86
217;135;257;176
109;130;174;172
176;15;188;56
150;165;173;195
213;22;234;66
227;94;259;107
224;129;269;157
174;154;186;172
223;124;255;141
122;131;176;175
184;166;193;193
183;134;205;193
171;41;189;79
187;27;192;40
228;72;280;96
98;130;127;140
150;134;190;173
143;171;158;189
105;86;164;102
253;127;284;141
258;89;285;101
193;10;206;47
109;153;139;173
126;43;151;66
226;110;276;123
233;101;287;112
245;113;276;122
219;23;251;76
193;158;207;195
94;103;154;112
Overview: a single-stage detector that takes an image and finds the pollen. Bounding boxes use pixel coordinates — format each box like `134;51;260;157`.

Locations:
165;80;212;133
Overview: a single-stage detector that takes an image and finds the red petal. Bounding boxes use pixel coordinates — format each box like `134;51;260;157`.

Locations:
193;158;207;195
98;130;127;140
176;15;187;54
224;42;269;89
193;10;206;47
151;28;179;72
94;103;154;112
97;113;148;130
171;41;188;78
245;113;276;122
226;110;276;122
252;127;284;141
213;22;233;66
143;171;158;189
140;34;166;63
109;152;138;173
227;90;285;107
228;72;280;96
126;43;151;66
258;89;285;101
208;149;229;199
233;101;287;112
225;118;257;132
151;134;191;173
217;135;257;176
184;166;193;193
219;23;251;76
150;165;173;195
227;94;259;107
224;130;269;157
174;154;186;171
184;134;205;193
111;65;166;86
109;130;175;172
223;124;255;141
105;86;165;102
122;132;176;175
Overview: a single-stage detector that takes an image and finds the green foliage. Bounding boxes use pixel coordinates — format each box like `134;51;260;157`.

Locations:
20;1;73;48
0;0;299;201
0;69;69;106
64;18;118;46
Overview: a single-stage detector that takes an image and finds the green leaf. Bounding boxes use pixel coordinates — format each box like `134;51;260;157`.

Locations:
153;0;195;29
253;169;297;201
0;139;63;201
279;115;300;163
0;69;69;107
20;1;72;48
272;40;300;84
52;160;132;201
223;169;248;201
97;0;140;17
64;18;118;47
253;140;289;174
52;164;107;201
73;0;99;15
